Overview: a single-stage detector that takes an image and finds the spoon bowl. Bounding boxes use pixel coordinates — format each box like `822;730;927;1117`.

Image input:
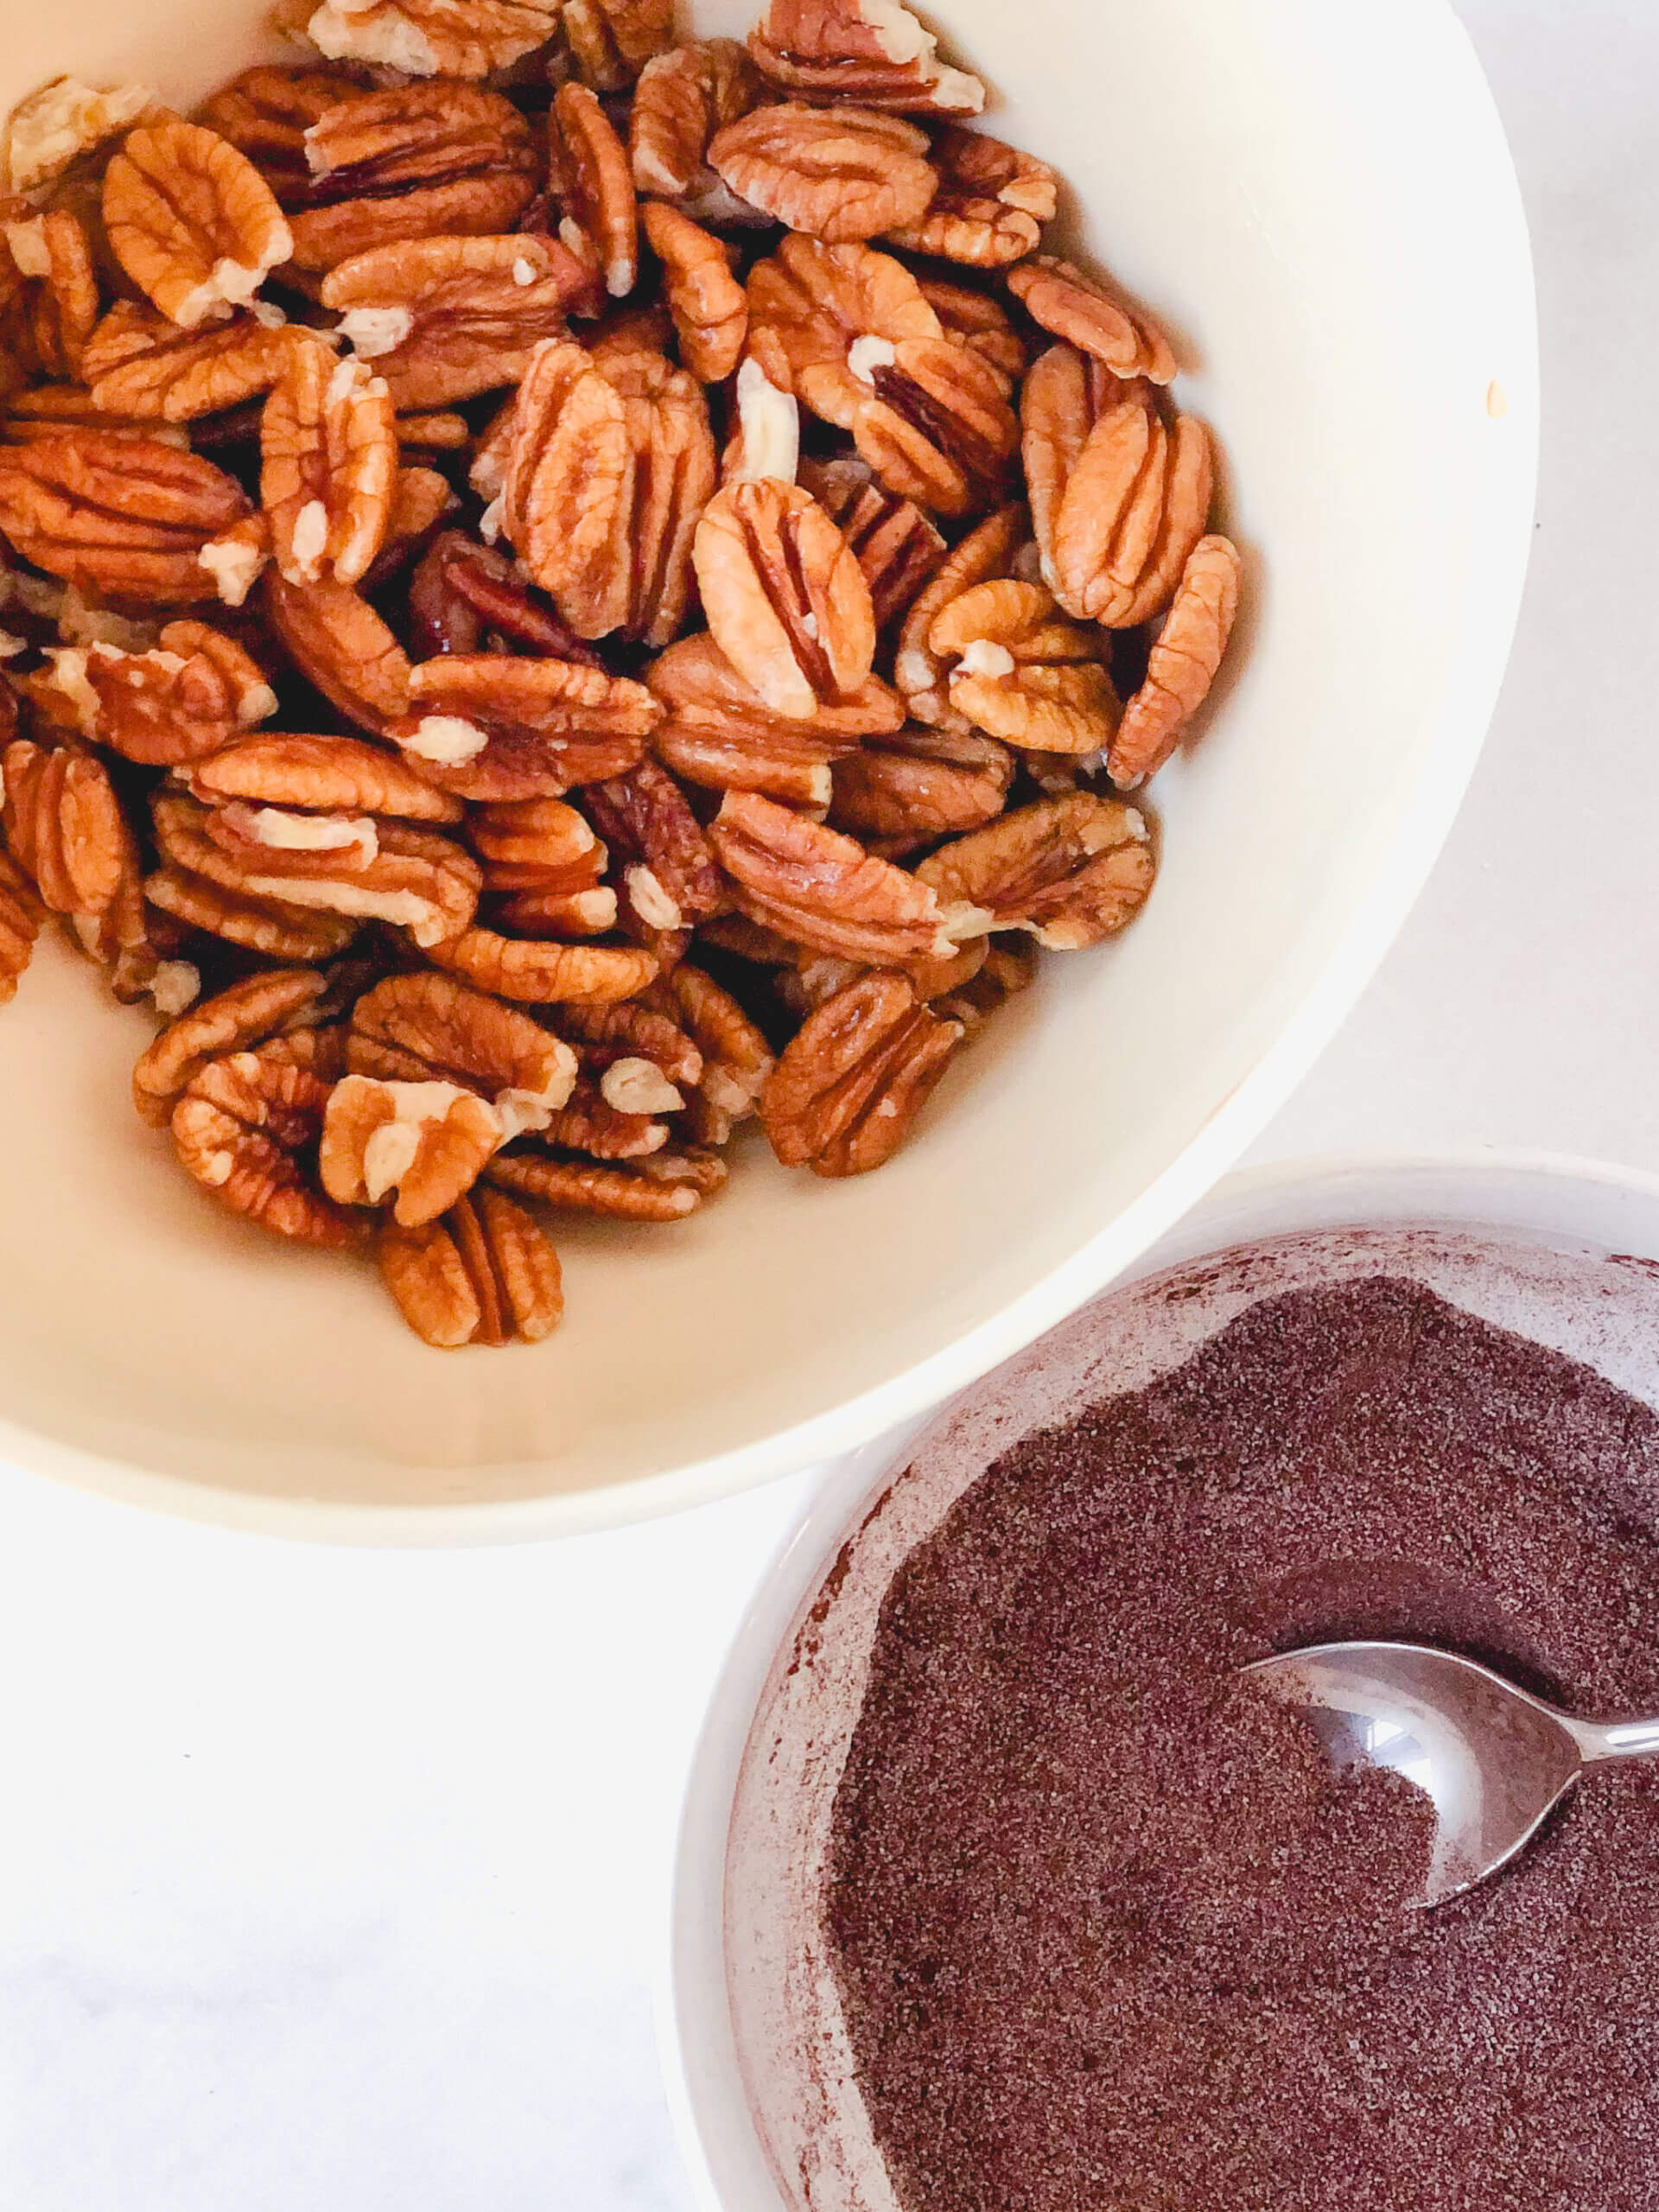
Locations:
1245;1641;1659;1907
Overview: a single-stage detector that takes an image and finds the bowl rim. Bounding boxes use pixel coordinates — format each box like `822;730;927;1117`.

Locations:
0;0;1540;1547
658;1147;1659;2212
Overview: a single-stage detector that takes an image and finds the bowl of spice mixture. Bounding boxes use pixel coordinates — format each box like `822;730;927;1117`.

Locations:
0;2;1532;1532
674;1156;1659;2212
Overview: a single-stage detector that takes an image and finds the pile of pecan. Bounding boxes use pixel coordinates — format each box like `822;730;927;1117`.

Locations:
0;0;1242;1350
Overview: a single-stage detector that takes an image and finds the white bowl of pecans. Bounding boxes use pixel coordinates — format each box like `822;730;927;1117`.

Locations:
0;0;1534;1538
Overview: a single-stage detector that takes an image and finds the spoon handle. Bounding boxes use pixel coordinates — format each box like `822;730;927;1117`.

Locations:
1568;1715;1659;1764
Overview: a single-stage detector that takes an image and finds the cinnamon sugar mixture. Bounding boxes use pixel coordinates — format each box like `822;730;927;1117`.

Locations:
826;1278;1659;2211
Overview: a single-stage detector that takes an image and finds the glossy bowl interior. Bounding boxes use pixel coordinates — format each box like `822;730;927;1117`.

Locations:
667;1154;1659;2212
0;2;1535;1537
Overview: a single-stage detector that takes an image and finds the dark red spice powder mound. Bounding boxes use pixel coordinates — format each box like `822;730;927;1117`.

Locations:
824;1277;1659;2212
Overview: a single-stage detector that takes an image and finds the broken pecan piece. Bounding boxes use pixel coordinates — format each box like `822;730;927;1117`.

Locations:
4;75;155;197
321;1070;503;1225
550;82;639;302
916;793;1155;950
762;969;963;1178
886;128;1056;267
928;578;1120;754
830;724;1014;842
1007;256;1177;385
103;121;294;330
709;105;936;242
303;0;560;78
132;964;330;1128
33;621;276;767
642;201;747;384
649;630;902;807
84;301;304;423
289;84;539;275
264;570;412;735
321;234;589;410
262;342;397;587
630;40;765;200
1109;535;1243;788
379;1185;563;1347
709;789;969;963
173;1049;355;1245
747;0;985;117
0;429;251;605
399;652;658;800
693;477;876;721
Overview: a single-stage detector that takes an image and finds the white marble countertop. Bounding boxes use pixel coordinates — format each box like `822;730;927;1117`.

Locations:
2;4;1652;2204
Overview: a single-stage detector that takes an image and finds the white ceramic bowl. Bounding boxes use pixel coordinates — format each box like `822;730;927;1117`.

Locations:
0;3;1535;1538
666;1152;1659;2212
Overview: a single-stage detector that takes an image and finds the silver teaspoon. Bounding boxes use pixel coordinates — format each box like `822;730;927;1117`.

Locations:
1243;1640;1659;1908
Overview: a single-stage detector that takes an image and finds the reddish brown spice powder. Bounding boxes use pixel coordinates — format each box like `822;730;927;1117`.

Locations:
825;1277;1659;2212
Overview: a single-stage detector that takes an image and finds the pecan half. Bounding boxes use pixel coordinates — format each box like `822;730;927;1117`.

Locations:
894;500;1027;728
693;478;875;721
347;969;578;1131
803;456;944;628
187;731;465;823
380;1185;563;1346
927;578;1120;753
550;82;639;302
132;964;330;1128
34;621;276;766
1007;256;1177;385
197;67;357;204
642;201;746;383
1;207;99;381
4;75;154;197
2;737;140;927
399;652;658;799
469;793;609;925
303;0;559;78
408;531;602;664
630;40;764;201
321;1070;502;1224
428;925;655;1005
84;301;304;423
264;570;412;734
289;85;539;275
747;0;985;117
146;864;362;958
886;128;1056;267
555;995;701;1090
762;969;963;1177
103;122;294;330
321;233;588;410
652;957;775;1127
0;429;251;605
649;630;903;806
583;756;721;961
0;847;44;1002
172;1049;355;1244
830;724;1014;842
709;105;936;242
709;789;969;962
916;793;1155;950
1021;349;1213;626
486;1145;711;1218
262;343;397;586
1109;535;1243;788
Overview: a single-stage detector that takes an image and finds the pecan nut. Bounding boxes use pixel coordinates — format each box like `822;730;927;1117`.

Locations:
303;0;559;78
917;273;1028;384
427;925;655;1006
4;75;154;196
630;40;765;201
0;846;44;1003
709;105;936;242
264;571;412;735
486;1145;710;1219
379;1185;563;1347
915;793;1156;950
802;455;944;628
709;789;971;963
408;531;603;664
652;957;774;1128
349;968;583;1141
199;512;272;609
582;756;721;961
642;201;747;384
321;234;588;410
321;1070;503;1225
556;0;675;90
762;969;963;1177
830;724;1014;842
2;737;140;927
550;81;639;302
927;578;1120;753
885;127;1056;267
747;0;985;117
693;478;876;721
85;301;305;423
1;207;100;382
289;84;539;275
0;429;252;605
103;121;294;330
197;67;356;204
1109;535;1243;788
262;343;397;587
400;652;658;800
172;1050;355;1245
649;630;902;806
894;500;1027;729
145;864;362;959
34;621;276;766
1007;256;1177;385
132;965;330;1128
188;731;465;823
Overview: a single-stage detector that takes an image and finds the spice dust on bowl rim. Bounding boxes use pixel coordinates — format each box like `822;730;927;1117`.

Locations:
665;1153;1659;2212
0;1;1535;1539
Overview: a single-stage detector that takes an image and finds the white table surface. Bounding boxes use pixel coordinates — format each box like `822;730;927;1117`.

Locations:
1;5;1651;2204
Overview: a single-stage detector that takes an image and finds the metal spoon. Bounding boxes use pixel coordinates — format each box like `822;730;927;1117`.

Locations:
1243;1640;1659;1908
